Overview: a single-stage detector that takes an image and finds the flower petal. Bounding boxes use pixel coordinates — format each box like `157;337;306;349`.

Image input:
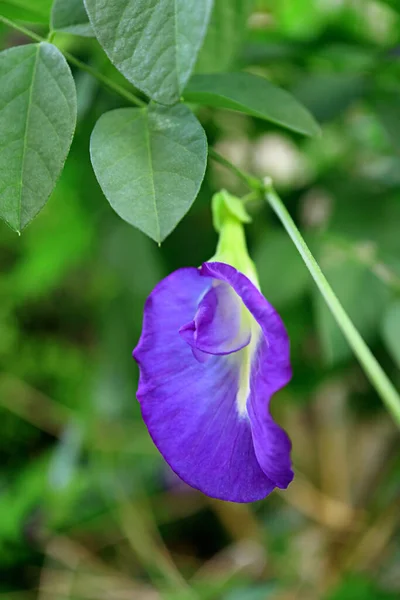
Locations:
133;263;293;502
179;282;251;357
201;263;294;488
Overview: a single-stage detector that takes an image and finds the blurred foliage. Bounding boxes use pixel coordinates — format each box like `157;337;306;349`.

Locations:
0;0;399;599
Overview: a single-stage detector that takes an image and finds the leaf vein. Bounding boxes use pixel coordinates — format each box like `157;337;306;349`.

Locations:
19;45;40;230
144;109;160;241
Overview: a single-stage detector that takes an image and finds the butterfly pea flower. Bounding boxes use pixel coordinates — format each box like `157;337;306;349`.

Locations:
133;191;293;503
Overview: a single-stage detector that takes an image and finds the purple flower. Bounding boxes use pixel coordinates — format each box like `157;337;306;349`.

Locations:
133;192;293;503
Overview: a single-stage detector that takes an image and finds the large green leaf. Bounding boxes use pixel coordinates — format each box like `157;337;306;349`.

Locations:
184;72;320;137
381;302;400;369
51;0;93;37
196;0;254;73
0;43;77;233
84;0;213;105
90;104;207;243
0;0;52;22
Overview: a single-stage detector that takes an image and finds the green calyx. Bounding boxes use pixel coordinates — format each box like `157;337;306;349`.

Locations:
210;190;259;287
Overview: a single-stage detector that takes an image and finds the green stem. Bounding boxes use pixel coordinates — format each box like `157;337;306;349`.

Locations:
47;30;56;43
264;182;400;427
0;16;146;108
208;148;261;190
0;15;43;42
62;50;146;107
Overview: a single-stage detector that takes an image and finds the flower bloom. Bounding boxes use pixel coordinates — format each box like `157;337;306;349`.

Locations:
133;192;293;503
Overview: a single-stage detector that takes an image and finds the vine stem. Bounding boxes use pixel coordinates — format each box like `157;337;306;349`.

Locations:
263;180;400;427
62;50;146;107
208;147;261;189
0;16;146;107
0;15;43;42
2;15;400;427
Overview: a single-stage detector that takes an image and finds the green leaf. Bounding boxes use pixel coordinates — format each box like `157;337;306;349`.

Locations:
51;0;93;37
254;230;310;308
90;104;207;243
184;72;320;137
0;43;77;233
0;0;52;23
196;0;254;73
314;250;389;364
381;302;400;369
84;0;213;105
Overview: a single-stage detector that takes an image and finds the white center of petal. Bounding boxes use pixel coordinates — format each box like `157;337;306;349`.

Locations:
234;306;262;417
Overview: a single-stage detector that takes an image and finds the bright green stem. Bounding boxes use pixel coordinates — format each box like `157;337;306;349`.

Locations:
208;148;261;190
0;15;43;42
62;49;146;107
0;16;146;108
264;182;400;428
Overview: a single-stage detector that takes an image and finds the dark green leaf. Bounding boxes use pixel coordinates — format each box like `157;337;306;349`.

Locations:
0;0;52;22
254;230;310;308
381;301;400;369
0;43;77;233
184;72;320;137
84;0;213;105
196;0;254;73
51;0;93;37
90;104;207;243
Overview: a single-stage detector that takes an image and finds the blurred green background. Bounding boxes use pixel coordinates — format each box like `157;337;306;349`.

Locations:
1;0;400;598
